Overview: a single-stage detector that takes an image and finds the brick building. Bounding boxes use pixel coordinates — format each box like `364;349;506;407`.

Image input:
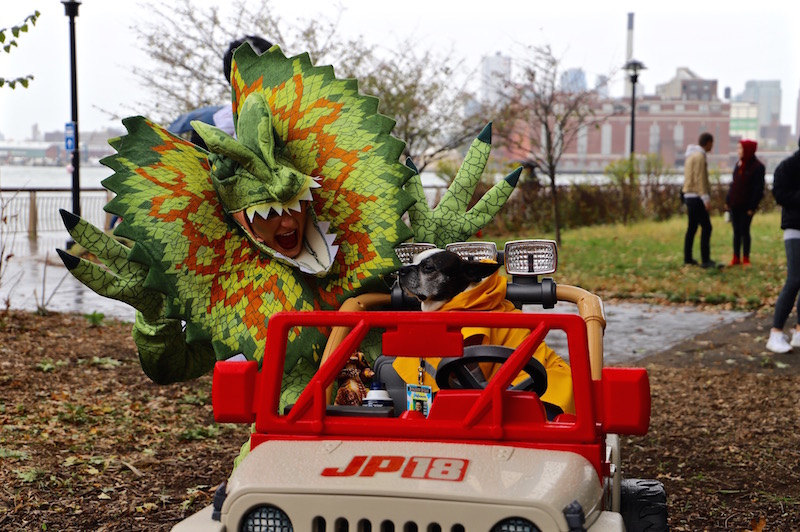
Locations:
556;95;732;173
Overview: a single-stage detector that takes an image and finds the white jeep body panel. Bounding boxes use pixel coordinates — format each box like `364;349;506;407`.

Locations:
173;439;624;532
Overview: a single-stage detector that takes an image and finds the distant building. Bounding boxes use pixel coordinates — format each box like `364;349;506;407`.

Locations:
595;75;610;99
730;102;759;142
1;127;122;166
481;52;511;107
560;68;587;93
502;94;732;173
43;127;121;162
656;68;718;101
0;141;62;165
576;96;729;171
795;87;800;140
760;123;793;150
736;80;782;129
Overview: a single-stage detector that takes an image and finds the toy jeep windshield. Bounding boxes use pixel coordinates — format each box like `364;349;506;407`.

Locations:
174;240;668;532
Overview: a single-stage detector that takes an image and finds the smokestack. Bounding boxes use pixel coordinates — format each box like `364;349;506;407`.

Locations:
625;13;634;97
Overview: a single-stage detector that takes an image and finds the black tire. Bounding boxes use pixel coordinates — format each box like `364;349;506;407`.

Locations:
620;478;669;532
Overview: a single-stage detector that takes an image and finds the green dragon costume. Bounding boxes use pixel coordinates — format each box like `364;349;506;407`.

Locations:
57;44;519;405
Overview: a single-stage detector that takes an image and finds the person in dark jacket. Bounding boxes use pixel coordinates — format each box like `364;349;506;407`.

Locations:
168;35;274;149
725;139;765;265
766;137;800;353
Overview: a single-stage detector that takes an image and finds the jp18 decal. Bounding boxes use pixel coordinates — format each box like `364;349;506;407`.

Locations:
321;456;468;481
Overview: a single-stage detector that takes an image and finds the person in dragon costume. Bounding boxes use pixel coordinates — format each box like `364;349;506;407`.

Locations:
56;43;520;408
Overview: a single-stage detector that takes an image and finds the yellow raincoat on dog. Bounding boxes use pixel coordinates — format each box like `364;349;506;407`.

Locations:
392;271;575;414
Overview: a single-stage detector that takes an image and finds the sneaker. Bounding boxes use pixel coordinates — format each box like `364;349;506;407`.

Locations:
684;259;698;266
701;260;722;269
791;330;800;348
766;331;792;353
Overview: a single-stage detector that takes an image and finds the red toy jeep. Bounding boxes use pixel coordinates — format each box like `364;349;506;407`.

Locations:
174;240;667;532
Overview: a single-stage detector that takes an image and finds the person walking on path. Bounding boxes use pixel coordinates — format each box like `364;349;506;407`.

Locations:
725;139;765;266
682;132;719;268
766;137;800;353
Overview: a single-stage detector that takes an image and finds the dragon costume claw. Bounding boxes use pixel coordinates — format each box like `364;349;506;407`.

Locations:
56;247;80;270
403;122;518;247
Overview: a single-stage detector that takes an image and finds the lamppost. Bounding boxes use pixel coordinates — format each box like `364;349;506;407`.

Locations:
62;0;81;217
623;59;645;224
623;59;646;159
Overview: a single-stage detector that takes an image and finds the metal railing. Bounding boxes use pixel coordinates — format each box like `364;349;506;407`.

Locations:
0;188;114;238
0;186;449;240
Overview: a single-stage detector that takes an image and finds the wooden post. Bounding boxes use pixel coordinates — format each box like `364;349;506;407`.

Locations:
28;190;38;240
105;190;114;231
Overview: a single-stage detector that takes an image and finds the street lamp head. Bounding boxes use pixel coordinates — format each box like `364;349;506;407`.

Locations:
62;0;82;17
623;59;646;81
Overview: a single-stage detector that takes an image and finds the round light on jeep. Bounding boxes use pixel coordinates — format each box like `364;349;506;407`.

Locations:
490;517;541;532
240;505;293;532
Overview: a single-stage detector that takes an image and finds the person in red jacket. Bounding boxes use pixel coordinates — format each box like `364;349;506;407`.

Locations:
725;139;765;266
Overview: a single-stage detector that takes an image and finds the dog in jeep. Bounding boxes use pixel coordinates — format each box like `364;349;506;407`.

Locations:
395;248;574;416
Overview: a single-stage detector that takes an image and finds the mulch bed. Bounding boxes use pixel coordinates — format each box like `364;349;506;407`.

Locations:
1;309;798;531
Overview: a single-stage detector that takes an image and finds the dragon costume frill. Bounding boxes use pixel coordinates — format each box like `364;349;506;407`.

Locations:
57;44;519;405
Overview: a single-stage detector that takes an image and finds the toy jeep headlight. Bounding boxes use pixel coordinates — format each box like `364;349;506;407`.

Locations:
395;242;436;265
504;240;558;276
445;241;498;262
240;504;293;532
492;517;542;532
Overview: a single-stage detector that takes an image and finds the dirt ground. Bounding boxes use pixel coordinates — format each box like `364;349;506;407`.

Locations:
1;308;798;531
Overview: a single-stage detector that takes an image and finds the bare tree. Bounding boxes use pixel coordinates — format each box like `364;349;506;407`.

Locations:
0;11;40;89
129;0;373;122
357;40;487;172
494;45;610;245
128;0;482;169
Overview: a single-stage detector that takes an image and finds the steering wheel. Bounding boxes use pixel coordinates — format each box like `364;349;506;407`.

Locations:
435;345;548;397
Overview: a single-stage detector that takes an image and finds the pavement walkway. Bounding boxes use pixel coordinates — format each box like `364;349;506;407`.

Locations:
1;234;749;366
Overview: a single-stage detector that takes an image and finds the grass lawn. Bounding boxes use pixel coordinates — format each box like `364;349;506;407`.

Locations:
488;210;786;310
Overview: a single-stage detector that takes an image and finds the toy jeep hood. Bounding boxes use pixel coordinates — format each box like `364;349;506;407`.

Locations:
228;439;603;511
217;439;610;531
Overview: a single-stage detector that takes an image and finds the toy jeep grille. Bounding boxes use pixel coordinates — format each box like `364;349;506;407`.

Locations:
311;516;466;532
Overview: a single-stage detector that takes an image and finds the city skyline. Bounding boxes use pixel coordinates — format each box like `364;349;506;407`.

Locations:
1;1;797;141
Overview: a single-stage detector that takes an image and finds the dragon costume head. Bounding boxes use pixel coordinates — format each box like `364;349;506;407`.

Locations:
192;90;336;275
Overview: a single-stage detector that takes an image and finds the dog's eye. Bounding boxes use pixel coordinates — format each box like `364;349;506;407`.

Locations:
421;263;436;273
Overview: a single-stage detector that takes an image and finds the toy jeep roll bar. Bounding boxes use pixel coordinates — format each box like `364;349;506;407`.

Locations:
327;240;607;380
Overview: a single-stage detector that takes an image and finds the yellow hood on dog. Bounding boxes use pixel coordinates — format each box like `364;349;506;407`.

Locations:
392;272;574;414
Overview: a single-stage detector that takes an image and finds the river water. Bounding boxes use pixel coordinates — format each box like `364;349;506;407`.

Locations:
0;164;113;190
0;164;133;320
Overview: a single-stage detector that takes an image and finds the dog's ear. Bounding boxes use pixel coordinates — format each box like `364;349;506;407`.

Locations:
462;260;502;283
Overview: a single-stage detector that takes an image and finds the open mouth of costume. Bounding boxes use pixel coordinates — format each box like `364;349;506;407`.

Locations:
232;202;339;276
274;229;298;251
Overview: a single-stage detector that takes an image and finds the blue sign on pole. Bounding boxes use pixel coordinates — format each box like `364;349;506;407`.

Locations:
65;122;76;152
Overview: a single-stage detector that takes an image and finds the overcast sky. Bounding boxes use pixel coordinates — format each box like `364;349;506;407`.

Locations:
1;0;797;142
